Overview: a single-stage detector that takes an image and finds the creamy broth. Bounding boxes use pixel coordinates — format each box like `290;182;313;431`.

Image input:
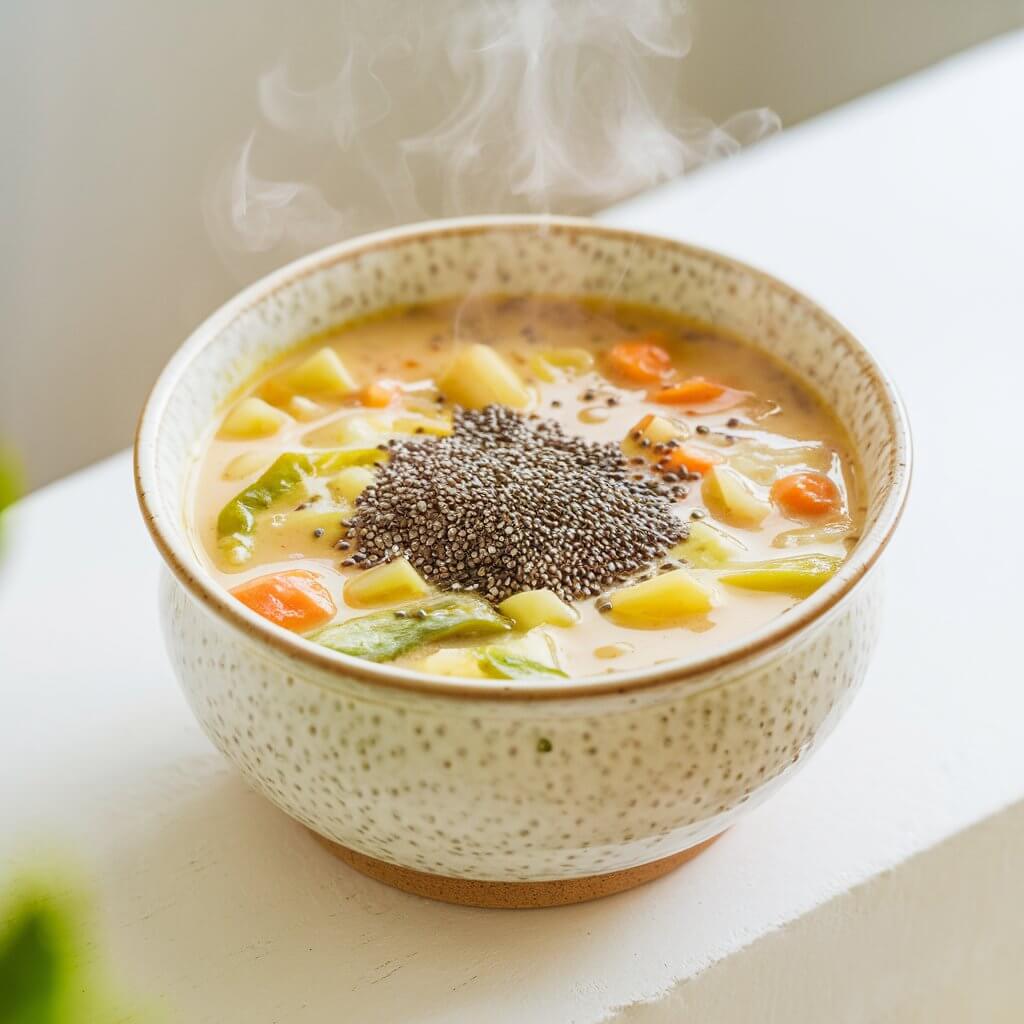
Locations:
189;296;863;680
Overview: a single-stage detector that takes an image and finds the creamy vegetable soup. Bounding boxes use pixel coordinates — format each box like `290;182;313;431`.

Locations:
189;296;863;680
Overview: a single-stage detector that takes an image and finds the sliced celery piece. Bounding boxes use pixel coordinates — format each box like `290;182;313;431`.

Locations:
313;593;511;663
478;648;568;679
719;554;842;597
216;449;384;564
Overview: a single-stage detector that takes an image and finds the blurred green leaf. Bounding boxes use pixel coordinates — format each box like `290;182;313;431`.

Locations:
0;882;149;1024
0;447;22;516
0;893;70;1024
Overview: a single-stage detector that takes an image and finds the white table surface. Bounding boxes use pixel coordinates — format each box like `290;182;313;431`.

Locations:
4;31;1024;1024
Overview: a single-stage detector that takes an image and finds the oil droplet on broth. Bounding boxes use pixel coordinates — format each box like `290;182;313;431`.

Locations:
579;405;611;425
594;642;634;660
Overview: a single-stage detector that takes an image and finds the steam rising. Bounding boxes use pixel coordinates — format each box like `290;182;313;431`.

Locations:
206;0;779;272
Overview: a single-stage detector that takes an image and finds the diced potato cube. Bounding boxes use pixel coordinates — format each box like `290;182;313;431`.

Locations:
499;589;578;630
669;521;745;568
285;347;358;397
479;630;565;677
343;557;430;608
623;413;687;455
287;395;327;422
506;629;562;669
257;377;295;408
328;465;376;503
728;440;832;486
412;630;562;679
608;569;713;627
222;450;273;481
702;465;771;527
543;346;594;373
439;344;531;409
529;354;557;383
303;413;390;448
391;414;453;436
531;347;595;381
720;554;842;597
640;414;682;445
402;395;447;417
415;647;488;678
219;397;290;439
261;503;351;555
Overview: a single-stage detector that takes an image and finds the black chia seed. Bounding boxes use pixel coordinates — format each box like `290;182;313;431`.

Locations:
352;405;684;603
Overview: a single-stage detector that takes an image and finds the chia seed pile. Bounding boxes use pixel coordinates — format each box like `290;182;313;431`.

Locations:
351;405;685;603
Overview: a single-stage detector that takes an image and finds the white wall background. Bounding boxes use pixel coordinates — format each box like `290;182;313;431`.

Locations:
2;0;1022;489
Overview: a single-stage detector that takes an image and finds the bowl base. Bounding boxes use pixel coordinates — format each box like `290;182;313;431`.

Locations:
311;831;723;908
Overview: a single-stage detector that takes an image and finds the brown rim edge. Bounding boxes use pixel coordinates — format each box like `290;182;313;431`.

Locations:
134;215;912;703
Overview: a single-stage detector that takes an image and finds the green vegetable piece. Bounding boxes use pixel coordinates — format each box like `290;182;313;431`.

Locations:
313;593;511;662
477;648;568;680
719;554;842;597
216;449;384;563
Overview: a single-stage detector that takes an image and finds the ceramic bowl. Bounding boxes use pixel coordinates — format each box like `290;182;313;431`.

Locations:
135;216;910;907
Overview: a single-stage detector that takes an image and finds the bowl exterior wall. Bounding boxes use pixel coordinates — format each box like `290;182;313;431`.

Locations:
162;568;881;881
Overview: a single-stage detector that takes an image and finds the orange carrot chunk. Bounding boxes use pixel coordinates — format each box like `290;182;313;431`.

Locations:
653;376;726;405
363;381;400;408
770;472;841;516
231;570;337;632
665;444;722;476
606;338;672;384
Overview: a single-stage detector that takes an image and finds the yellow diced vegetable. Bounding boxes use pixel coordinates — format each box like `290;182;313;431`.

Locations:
772;517;853;549
222;450;273;481
303;413;390;448
415;647;489;678
719;554;842;597
257;377;295;408
530;355;557;383
544;346;595;373
669;520;745;568
439;344;531;409
261;504;350;555
391;414;453;437
402;394;447;417
343;557;430;608
498;588;579;630
328;465;376;503
608;569;713;627
506;629;562;670
411;630;563;679
727;440;832;486
287;395;327;422
641;415;683;445
702;465;771;527
219;397;290;439
531;347;595;381
285;347;358;398
622;413;688;456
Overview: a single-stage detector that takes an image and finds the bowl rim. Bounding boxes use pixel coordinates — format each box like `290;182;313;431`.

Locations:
135;214;912;702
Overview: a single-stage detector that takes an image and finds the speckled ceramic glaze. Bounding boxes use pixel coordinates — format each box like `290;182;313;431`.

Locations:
136;216;910;905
